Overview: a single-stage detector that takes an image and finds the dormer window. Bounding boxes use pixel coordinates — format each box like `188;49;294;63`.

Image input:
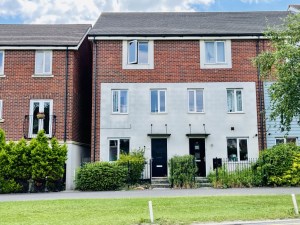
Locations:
123;40;154;69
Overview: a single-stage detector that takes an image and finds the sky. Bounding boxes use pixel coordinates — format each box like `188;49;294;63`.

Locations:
0;0;299;24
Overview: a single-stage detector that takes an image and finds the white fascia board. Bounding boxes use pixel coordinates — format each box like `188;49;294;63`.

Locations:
89;35;266;41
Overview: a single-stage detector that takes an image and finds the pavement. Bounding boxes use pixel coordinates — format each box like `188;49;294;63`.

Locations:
1;187;300;225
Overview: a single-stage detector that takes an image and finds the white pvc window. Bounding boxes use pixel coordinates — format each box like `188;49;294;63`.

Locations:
109;139;130;161
0;51;4;75
35;51;52;75
0;100;3;119
151;89;166;113
112;90;128;114
227;89;243;113
29;99;53;138
188;89;204;113
276;137;297;145
205;41;225;64
227;138;248;161
128;40;149;64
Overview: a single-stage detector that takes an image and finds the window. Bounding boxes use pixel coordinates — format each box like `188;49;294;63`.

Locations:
227;89;243;113
122;40;154;69
188;89;204;113
200;40;232;69
151;89;166;113
35;51;52;75
276;137;297;145
112;90;128;114
109;139;130;161
0;51;4;75
29;100;53;138
227;138;248;161
0;100;3;120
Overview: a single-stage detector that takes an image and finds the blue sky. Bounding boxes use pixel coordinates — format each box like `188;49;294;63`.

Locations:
0;0;298;24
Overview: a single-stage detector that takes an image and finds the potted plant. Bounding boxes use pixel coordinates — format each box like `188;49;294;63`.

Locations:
36;112;45;119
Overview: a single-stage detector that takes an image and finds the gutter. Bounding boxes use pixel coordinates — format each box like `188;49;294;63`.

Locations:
64;47;69;142
93;37;97;162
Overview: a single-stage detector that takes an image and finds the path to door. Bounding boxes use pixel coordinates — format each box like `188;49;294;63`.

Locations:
1;187;300;202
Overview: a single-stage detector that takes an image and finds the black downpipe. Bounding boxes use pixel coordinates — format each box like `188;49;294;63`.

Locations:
93;38;97;162
64;47;69;142
256;37;265;150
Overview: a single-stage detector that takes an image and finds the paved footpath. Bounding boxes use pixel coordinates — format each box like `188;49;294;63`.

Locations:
193;219;300;225
1;187;300;202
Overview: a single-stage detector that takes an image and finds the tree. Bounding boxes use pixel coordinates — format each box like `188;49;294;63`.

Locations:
255;13;300;131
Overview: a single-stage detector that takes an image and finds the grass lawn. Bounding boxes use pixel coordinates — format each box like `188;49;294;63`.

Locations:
0;195;299;225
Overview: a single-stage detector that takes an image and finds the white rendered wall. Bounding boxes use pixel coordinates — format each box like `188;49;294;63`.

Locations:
65;143;90;190
100;82;259;176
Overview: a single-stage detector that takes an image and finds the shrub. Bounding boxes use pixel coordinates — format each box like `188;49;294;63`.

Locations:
169;155;197;188
75;162;127;191
208;166;257;188
0;177;22;194
253;143;300;186
117;149;145;184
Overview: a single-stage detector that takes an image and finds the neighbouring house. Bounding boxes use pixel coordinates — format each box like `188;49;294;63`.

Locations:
0;24;92;189
88;11;289;178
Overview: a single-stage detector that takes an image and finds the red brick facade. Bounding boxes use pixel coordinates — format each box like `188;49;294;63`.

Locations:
91;39;267;161
0;38;92;145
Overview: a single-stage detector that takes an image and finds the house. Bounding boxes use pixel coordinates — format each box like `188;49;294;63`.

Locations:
88;11;289;177
0;24;92;189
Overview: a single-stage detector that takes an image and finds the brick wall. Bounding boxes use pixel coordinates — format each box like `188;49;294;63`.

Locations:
0;39;92;145
91;39;267;161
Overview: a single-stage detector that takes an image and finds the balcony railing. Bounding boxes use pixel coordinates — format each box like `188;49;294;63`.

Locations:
23;115;57;139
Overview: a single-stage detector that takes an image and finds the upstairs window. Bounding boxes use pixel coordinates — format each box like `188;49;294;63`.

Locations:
35;51;52;75
200;40;232;69
112;90;128;114
0;100;3;120
227;89;243;113
151;89;166;113
0;51;4;75
188;89;204;113
123;40;154;69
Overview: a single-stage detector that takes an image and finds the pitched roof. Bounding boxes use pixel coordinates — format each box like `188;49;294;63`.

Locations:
0;24;91;47
89;11;289;37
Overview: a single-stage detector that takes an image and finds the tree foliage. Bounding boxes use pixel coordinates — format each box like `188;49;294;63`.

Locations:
254;13;300;131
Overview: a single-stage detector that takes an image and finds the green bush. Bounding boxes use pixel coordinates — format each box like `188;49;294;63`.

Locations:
117;149;145;184
208;166;257;188
169;155;197;188
0;129;67;193
0;177;22;194
254;143;300;186
75;162;127;191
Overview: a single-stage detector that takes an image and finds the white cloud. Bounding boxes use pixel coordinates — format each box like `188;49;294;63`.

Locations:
240;0;273;3
0;0;215;24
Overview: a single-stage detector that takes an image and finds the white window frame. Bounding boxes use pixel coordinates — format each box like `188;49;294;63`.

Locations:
227;89;243;113
108;138;130;161
0;100;3;121
275;137;297;145
188;89;204;113
122;40;154;69
111;90;128;114
34;50;53;76
0;51;4;75
150;89;167;114
29;99;53;138
227;138;248;162
200;40;232;69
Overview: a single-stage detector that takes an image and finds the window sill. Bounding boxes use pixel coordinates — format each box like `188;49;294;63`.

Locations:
0;119;4;123
151;112;167;115
200;63;232;69
0;74;6;78
32;74;54;78
227;112;245;114
188;112;205;114
123;64;154;70
111;113;129;115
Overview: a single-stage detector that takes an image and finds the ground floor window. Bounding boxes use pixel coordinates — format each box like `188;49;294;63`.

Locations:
109;139;130;161
275;137;297;145
29;99;53;138
227;138;248;161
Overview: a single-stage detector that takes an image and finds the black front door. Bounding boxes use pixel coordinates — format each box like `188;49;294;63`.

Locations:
189;138;206;177
151;138;168;177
